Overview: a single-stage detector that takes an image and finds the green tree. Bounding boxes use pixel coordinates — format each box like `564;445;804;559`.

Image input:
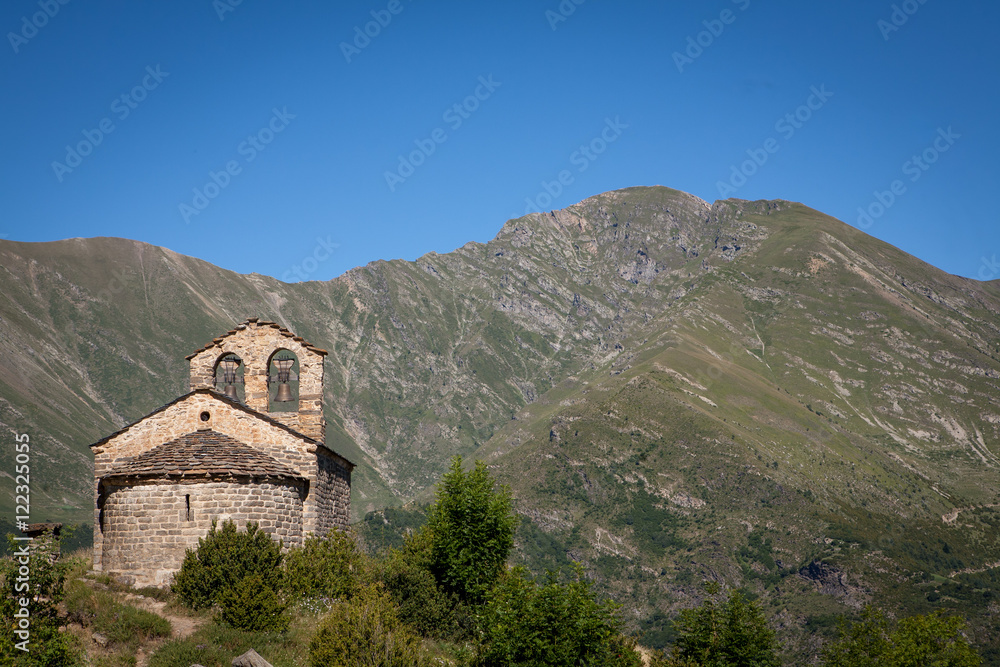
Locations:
172;520;283;610
379;528;470;640
822;606;980;667
426;457;518;606
667;582;780;667
820;605;890;667
309;583;434;667
473;564;643;667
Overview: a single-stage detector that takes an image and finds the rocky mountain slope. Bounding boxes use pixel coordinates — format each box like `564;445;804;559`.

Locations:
1;186;999;661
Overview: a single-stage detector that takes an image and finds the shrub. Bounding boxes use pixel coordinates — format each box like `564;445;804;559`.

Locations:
0;534;81;665
285;528;365;601
667;582;780;667
380;529;470;640
172;520;283;610
473;564;643;667
309;583;434;667
426;457;518;606
217;574;289;632
821;606;981;667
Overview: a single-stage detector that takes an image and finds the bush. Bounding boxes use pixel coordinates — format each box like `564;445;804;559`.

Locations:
172;520;283;610
217;574;289;633
667;582;780;667
427;457;518;606
285;528;366;602
0;534;81;665
309;583;434;667
821;606;981;667
380;529;470;640
473;564;643;667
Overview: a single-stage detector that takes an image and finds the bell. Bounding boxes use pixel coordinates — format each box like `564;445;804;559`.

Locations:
217;355;243;403
271;353;296;403
274;382;294;403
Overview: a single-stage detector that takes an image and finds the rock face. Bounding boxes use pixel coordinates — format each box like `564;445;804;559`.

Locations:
798;561;867;608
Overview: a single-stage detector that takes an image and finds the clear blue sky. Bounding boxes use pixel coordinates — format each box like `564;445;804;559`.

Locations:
2;0;998;282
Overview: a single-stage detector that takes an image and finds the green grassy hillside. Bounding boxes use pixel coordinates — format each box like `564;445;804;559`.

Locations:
2;186;999;662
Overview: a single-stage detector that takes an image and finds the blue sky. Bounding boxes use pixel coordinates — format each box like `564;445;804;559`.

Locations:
2;0;998;282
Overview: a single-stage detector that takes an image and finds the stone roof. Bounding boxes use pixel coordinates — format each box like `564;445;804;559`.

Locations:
88;389;355;469
185;317;328;360
102;430;305;482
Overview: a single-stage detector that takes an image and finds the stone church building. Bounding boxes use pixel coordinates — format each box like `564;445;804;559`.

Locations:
90;319;353;587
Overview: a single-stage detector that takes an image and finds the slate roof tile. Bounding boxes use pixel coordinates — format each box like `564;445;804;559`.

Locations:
103;430;304;481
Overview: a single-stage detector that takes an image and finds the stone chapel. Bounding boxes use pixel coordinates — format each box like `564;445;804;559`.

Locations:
89;318;353;587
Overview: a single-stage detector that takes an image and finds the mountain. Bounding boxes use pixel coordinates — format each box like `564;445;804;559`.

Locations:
2;186;999;662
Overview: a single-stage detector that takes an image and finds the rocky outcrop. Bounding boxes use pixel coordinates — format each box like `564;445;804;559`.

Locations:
798;561;867;608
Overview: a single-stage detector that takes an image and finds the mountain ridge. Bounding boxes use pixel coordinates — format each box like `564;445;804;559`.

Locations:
2;185;1000;662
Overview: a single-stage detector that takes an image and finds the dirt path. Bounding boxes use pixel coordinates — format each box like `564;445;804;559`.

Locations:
120;592;205;667
74;575;207;666
123;592;202;639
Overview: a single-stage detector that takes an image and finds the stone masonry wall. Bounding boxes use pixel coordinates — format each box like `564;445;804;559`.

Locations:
92;392;320;570
100;477;305;588
187;321;326;443
314;450;352;533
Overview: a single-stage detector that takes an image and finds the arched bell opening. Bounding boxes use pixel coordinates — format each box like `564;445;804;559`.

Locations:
213;353;245;403
267;349;299;413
